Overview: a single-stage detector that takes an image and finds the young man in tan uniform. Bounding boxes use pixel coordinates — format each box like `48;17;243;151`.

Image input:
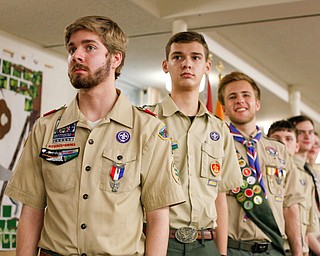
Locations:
5;16;185;256
287;115;320;255
267;120;319;255
218;71;303;255
147;31;243;255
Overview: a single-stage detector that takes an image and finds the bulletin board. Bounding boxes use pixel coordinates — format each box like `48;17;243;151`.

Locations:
0;54;42;250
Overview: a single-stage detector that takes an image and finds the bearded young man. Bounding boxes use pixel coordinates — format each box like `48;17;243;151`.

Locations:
5;15;185;256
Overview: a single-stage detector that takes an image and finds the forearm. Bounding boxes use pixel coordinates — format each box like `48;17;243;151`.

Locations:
283;204;302;255
145;207;169;256
307;233;320;255
215;192;228;255
16;204;44;256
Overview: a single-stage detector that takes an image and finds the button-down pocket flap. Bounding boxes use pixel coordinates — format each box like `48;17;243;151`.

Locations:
103;148;137;164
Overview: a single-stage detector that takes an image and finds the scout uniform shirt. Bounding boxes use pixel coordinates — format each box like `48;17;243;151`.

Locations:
148;94;243;230
5;90;185;256
227;133;303;242
291;155;318;253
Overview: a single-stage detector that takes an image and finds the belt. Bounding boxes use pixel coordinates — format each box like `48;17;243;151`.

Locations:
228;237;273;253
39;248;61;256
169;227;214;243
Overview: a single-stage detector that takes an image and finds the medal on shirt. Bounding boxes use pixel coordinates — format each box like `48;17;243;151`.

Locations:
109;163;125;192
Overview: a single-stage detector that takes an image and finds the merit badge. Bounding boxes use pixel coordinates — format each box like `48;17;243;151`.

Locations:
39;147;79;165
53;121;77;143
158;124;169;140
208;179;218;187
210;131;220;141
242;167;251;177
210;162;221;176
237;192;246;203
116;131;130;143
244;188;254;198
265;146;278;156
238;159;246;168
241;180;248;189
236;152;242;160
232;187;240;194
253;185;262;194
247;176;256;185
243;201;253;210
254;195;263;205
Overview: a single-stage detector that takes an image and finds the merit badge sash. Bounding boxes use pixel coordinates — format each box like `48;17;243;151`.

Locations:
231;150;285;255
109;163;125;192
39;148;79;165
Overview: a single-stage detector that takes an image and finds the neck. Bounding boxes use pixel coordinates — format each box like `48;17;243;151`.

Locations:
77;83;118;122
171;90;199;116
295;151;308;161
231;121;257;137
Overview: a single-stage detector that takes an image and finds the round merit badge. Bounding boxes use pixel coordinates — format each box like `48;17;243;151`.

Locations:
116;131;130;143
244;201;253;210
247;176;256;185
254;195;263;205
242;167;251;177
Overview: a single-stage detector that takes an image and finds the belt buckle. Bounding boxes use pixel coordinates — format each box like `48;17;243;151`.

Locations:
252;243;269;253
175;227;198;243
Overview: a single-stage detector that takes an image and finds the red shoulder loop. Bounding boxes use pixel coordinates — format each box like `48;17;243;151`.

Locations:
143;108;157;117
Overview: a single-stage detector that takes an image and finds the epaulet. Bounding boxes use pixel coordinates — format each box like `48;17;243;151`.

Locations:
137;105;157;118
43;105;66;117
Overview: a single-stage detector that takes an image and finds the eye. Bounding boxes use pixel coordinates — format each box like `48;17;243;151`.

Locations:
193;55;201;60
68;47;76;55
86;45;96;51
172;55;181;60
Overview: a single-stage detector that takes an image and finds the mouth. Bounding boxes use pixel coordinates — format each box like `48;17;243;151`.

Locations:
71;64;88;74
180;72;194;78
234;107;247;112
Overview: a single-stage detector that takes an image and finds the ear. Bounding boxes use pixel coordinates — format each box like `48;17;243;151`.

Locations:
256;99;261;111
295;142;300;153
112;52;122;69
205;60;212;74
162;60;168;73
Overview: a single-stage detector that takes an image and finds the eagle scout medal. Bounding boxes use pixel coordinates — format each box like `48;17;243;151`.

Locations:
109;163;126;192
210;162;220;176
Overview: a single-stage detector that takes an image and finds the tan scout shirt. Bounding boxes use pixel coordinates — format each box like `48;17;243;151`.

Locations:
5;91;185;256
290;156;318;252
149;94;243;230
228;133;303;242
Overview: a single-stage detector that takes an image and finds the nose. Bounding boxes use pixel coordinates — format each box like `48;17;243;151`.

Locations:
182;57;192;69
69;48;84;63
236;95;245;104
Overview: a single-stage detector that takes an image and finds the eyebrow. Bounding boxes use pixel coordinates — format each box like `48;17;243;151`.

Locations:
67;39;99;48
171;51;203;56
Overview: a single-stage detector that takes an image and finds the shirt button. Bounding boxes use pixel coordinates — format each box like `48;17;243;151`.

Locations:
81;254;87;256
83;194;89;200
81;223;87;229
88;139;94;145
117;155;123;160
85;166;91;171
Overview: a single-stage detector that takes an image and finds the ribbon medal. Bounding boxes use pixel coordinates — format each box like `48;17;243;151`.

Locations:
109;163;125;192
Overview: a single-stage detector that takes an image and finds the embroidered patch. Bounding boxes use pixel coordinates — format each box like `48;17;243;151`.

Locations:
116;131;130;143
210;131;220;141
53;121;77;143
158;124;169;140
207;179;218;187
39;147;79;165
265;146;278;156
210;162;221;176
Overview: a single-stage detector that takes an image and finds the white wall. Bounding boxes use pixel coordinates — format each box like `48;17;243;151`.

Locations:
0;30;76;115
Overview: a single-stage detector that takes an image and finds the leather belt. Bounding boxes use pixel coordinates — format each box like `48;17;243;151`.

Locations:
228;237;273;253
169;227;214;243
39;248;61;256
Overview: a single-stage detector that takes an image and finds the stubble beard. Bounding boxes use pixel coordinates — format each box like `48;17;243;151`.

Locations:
69;57;111;89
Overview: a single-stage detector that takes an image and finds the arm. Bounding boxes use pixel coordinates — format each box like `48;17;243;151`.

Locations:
307;233;320;255
145;206;169;256
283;204;302;256
215;192;228;255
16;204;44;256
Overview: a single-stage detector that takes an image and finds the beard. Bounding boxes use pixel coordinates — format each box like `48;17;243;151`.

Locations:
68;57;111;89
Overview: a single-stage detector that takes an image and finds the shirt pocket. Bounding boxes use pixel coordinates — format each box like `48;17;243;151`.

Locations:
265;165;285;196
41;149;78;193
100;148;139;193
200;143;224;182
